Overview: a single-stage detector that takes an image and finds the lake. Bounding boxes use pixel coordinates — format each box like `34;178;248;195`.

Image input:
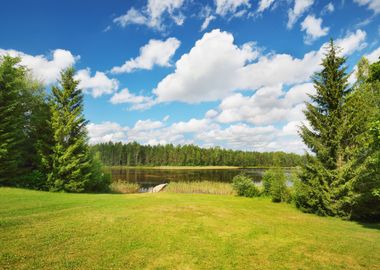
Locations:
109;167;295;188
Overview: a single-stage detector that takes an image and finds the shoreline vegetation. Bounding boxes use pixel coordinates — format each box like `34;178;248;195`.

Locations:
106;165;299;170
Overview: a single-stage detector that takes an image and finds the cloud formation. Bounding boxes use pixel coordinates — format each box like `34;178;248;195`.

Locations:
111;37;180;73
113;0;185;30
0;48;78;84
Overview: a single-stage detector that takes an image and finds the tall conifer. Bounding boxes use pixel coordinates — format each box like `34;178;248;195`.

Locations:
296;40;352;217
47;67;92;192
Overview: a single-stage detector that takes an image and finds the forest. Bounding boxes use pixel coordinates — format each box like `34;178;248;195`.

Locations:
91;142;305;167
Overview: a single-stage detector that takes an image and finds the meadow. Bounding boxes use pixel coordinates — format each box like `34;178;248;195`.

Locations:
1;188;379;270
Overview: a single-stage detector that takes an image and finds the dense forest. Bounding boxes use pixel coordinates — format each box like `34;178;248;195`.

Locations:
91;142;305;167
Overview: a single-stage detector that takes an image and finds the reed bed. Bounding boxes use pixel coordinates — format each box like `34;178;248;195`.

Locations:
164;181;235;195
110;181;140;194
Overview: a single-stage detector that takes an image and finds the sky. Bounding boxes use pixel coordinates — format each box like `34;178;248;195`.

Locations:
1;0;380;153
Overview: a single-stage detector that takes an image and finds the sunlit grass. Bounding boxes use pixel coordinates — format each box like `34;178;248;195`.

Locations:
1;188;379;270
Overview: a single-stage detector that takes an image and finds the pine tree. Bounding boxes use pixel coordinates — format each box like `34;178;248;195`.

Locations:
0;56;28;185
47;67;92;192
296;40;353;217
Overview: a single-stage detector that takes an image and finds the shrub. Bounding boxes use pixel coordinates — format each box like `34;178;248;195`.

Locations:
86;152;111;193
232;174;260;197
262;168;291;203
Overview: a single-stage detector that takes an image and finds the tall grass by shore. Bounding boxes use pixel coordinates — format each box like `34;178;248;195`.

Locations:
110;181;140;194
164;181;235;195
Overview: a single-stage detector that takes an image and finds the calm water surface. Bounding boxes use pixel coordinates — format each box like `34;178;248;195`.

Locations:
109;168;294;188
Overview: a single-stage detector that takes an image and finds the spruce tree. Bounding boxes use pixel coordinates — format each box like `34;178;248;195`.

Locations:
47;67;92;192
0;56;28;185
296;40;352;217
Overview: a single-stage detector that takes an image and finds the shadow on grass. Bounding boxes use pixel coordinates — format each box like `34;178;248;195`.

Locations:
355;221;380;231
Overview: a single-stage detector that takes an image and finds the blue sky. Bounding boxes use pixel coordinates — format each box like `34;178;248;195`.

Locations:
1;0;380;153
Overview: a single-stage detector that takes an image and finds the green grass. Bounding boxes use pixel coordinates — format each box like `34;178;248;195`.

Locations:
164;181;235;195
1;188;379;270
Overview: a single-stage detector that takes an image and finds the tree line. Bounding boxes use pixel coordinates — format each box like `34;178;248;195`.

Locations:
0;56;110;192
91;142;305;167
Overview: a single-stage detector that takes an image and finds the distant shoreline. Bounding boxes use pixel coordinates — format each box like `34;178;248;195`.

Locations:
106;166;299;170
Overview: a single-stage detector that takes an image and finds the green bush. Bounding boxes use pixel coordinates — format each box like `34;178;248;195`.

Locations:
232;174;260;197
262;168;291;203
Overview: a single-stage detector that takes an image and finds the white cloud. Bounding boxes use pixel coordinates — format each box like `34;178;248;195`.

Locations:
214;0;250;16
113;0;185;31
153;29;259;103
87;122;127;144
133;119;164;131
323;2;335;14
335;29;367;55
354;0;380;14
110;88;156;110
200;15;216;31
215;83;314;125
150;29;366;105
366;46;380;63
0;48;78;84
257;0;275;13
287;0;314;29
74;69;118;98
111;37;180;73
301;15;329;44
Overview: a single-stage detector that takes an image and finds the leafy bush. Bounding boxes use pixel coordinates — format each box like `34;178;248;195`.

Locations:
86;152;111;193
262;168;291;203
232;174;260;197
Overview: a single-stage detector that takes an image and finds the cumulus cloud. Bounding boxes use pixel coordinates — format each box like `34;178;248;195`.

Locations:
111;37;180;73
153;29;259;103
87;122;128;144
113;0;185;31
287;0;314;29
110;88;156;110
214;0;250;16
215;83;314;125
74;69;118;98
0;48;78;84
151;29;366;105
301;15;329;44
366;46;380;63
354;0;380;14
257;0;276;13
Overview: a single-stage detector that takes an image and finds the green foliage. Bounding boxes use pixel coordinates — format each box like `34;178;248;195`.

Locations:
262;168;291;203
232;174;260;197
0;56;28;185
86;152;111;193
47;67;92;192
91;141;305;167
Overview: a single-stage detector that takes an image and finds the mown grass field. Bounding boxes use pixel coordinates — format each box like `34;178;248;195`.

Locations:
0;188;379;270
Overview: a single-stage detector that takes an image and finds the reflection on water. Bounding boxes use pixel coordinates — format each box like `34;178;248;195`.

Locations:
108;168;294;188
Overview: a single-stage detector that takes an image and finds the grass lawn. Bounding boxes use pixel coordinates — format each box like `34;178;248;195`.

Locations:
0;188;379;270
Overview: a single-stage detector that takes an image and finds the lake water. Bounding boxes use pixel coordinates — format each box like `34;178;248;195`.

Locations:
109;168;294;188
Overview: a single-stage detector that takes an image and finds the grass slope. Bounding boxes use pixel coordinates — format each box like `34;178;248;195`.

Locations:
0;188;379;270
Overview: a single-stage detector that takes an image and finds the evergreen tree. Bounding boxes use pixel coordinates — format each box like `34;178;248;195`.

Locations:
350;58;380;220
296;40;353;217
0;56;28;185
47;67;92;192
